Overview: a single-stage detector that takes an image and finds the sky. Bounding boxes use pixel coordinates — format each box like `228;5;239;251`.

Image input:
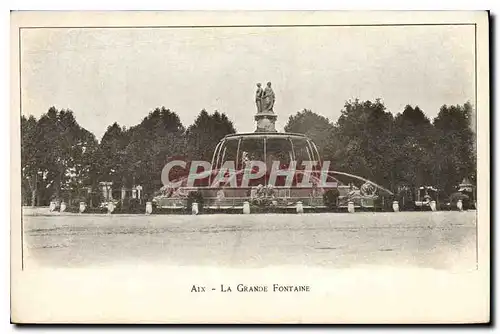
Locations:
20;25;476;140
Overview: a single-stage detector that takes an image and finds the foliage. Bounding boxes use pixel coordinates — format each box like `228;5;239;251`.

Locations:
284;109;335;157
308;99;396;189
284;99;476;197
121;107;186;199
449;192;471;210
322;188;340;210
21;107;98;206
21;115;38;206
87;191;105;208
113;198;144;214
186;110;236;162
432;102;476;194
392;105;436;188
21;99;476;208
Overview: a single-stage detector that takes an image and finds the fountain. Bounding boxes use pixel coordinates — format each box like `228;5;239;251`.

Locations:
153;83;394;212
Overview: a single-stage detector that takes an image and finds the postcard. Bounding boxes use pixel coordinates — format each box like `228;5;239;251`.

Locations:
11;10;490;324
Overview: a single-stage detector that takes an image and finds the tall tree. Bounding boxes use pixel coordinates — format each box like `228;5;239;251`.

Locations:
284;109;335;157
21;115;39;206
66;126;98;198
327;99;396;189
21;99;477;206
94;122;128;188
186;110;236;162
432;102;476;193
123;107;186;198
392;105;436;188
22;107;98;205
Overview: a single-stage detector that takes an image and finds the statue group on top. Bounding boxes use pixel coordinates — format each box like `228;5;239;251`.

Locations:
255;82;275;113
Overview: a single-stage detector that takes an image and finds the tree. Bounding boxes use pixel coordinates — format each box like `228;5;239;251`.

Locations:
66;126;98;199
284;109;335;157
94;122;129;188
22;107;98;205
21;99;477;206
122;107;186;199
21;115;38;206
432;102;476;194
327;99;396;190
186;110;236;162
392;105;436;189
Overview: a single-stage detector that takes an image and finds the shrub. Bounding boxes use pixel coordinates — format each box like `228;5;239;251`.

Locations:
113;198;144;214
323;188;340;211
373;196;383;211
88;191;105;208
69;196;87;207
85;207;108;214
64;206;80;213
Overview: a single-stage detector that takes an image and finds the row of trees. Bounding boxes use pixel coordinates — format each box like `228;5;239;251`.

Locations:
285;99;476;195
21;107;236;206
21;99;476;206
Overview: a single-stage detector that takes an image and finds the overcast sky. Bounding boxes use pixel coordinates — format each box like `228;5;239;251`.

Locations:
20;25;475;140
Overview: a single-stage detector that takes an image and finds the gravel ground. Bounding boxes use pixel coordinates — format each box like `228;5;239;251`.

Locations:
22;209;477;270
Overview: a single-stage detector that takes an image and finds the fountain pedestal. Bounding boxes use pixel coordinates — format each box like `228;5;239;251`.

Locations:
254;112;278;132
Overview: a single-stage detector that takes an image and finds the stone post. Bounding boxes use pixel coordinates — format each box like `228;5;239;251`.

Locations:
145;202;153;215
192;202;199;215
243;201;251;214
107;201;115;214
347;201;355;213
296;201;304;214
79;202;86;213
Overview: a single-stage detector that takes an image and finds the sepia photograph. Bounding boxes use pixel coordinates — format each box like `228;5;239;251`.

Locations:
10;10;490;324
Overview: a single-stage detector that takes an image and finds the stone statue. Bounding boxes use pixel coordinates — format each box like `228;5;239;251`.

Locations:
262;82;275;113
254;81;278;132
255;83;264;113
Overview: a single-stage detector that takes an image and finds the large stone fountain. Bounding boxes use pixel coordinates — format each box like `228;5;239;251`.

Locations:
153;82;394;212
